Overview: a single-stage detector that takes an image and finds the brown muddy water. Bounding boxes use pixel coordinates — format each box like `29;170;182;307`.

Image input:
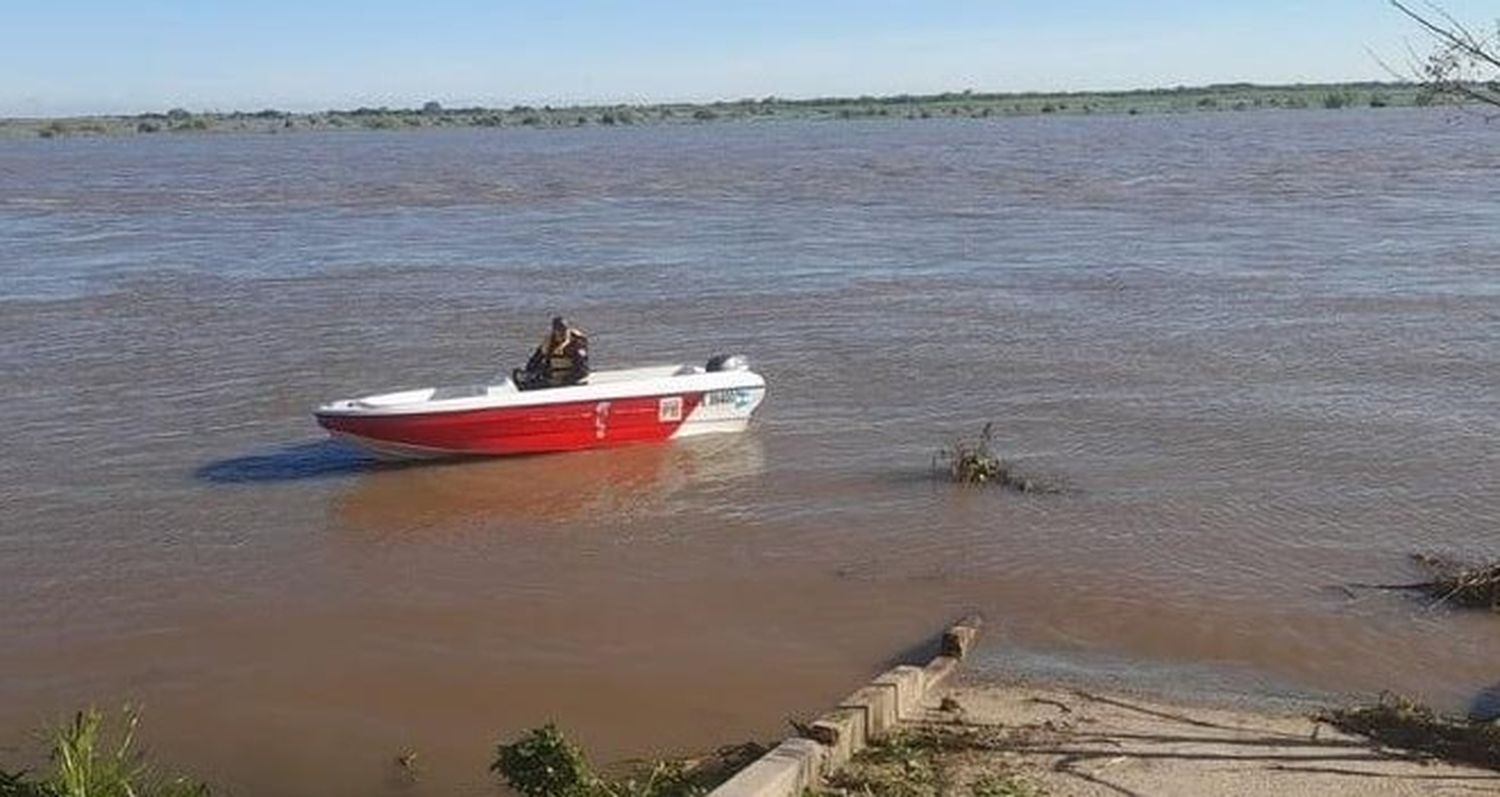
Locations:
1;109;1497;795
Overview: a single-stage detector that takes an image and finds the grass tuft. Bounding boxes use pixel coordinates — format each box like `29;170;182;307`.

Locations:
820;728;1046;797
970;772;1047;797
1;707;208;797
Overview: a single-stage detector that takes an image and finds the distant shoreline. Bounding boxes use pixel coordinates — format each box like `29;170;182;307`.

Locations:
1;81;1433;139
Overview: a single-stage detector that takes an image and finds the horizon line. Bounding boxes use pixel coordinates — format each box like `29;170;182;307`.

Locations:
1;79;1420;121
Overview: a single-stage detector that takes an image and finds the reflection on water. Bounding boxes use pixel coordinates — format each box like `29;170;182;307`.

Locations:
1470;682;1500;722
195;439;379;483
332;435;766;535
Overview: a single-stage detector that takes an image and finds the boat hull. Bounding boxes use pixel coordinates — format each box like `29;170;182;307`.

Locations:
315;369;765;459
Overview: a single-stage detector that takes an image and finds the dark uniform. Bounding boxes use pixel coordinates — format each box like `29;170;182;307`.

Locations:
516;317;589;389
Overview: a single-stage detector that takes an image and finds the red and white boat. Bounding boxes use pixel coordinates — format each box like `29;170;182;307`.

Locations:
314;355;766;460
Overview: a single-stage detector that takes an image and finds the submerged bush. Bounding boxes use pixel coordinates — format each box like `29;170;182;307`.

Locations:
933;423;1064;493
935;423;1004;485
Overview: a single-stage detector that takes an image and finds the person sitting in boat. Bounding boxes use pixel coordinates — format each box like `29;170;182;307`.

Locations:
515;316;590;390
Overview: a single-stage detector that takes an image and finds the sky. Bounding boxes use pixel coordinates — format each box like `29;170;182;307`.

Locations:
1;1;1493;116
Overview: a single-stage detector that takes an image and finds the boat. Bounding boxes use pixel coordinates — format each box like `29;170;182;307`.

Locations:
314;355;767;460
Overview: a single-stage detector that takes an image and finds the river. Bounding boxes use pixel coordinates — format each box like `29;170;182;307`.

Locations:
1;108;1496;795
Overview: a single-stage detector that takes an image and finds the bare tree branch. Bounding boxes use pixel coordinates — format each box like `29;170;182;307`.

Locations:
1391;1;1500;70
1387;0;1500;108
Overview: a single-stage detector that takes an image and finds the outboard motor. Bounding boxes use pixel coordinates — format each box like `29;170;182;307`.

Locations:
705;354;749;372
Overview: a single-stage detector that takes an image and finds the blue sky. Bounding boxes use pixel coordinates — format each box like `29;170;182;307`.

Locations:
1;1;1492;116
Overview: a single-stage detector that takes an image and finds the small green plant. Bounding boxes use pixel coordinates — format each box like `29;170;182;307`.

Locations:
600;760;699;797
970;772;1046;797
492;726;724;797
822;729;1046;797
493;724;596;797
0;707;208;797
827;736;943;797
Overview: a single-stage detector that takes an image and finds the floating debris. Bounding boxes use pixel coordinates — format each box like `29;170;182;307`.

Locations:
394;749;420;782
1321;692;1500;771
1412;554;1500;610
1345;554;1500;611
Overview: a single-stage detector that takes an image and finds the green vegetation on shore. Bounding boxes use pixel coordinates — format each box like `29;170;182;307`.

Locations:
491;724;739;797
819;726;1048;797
491;724;767;797
0;708;208;797
3;82;1432;140
5;702;1498;796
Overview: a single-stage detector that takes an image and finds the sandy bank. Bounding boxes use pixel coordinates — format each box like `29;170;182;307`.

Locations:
918;677;1500;796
